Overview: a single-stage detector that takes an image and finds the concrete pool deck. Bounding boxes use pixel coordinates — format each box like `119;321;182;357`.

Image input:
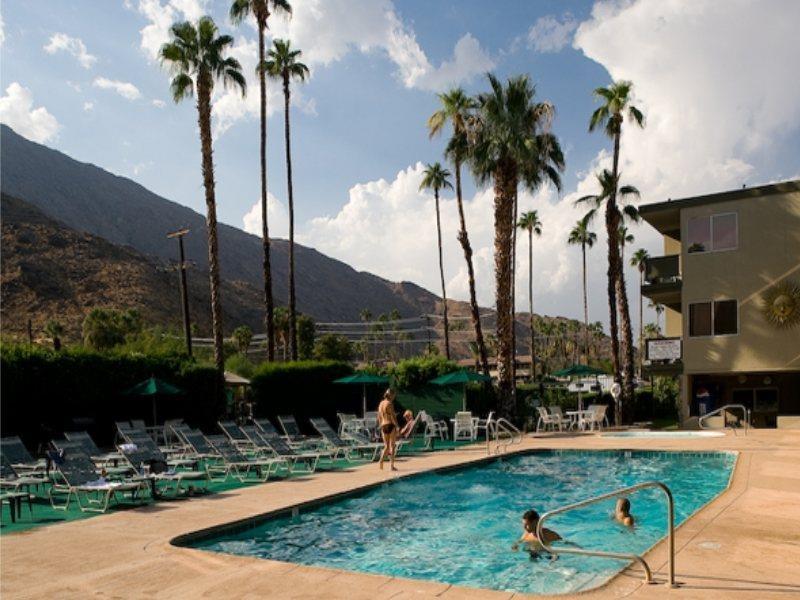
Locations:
1;430;799;599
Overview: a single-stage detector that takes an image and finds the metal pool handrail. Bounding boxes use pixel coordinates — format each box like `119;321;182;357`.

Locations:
699;404;750;435
536;481;676;587
486;417;523;454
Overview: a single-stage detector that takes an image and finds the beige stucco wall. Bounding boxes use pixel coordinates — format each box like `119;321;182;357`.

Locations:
680;190;800;374
663;235;683;337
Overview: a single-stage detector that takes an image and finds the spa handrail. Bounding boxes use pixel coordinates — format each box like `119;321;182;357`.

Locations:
536;481;676;587
698;404;750;435
486;417;522;454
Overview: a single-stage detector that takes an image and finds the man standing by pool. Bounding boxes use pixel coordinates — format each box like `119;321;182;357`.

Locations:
377;389;399;471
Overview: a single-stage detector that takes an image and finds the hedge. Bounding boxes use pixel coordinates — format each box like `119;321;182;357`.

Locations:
249;361;356;434
0;344;222;451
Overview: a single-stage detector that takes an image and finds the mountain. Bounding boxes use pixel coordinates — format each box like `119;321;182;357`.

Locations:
0;193;265;338
0;124;440;322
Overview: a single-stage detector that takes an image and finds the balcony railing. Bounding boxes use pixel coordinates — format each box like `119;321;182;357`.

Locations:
644;254;680;285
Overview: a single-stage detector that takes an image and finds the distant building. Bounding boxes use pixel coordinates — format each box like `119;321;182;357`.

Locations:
639;180;800;428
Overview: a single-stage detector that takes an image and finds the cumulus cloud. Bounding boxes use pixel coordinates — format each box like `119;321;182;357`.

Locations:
294;0;800;329
134;0;207;60
0;82;60;142
526;14;578;53
151;99;166;108
0;12;5;47
93;77;141;100
269;0;493;92
83;101;94;112
242;193;290;240
43;33;97;68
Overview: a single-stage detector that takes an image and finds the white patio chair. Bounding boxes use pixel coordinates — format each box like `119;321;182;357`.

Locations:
536;406;556;432
547;406;571;431
453;411;477;441
475;411;495;440
580;405;607;431
420;411;448;442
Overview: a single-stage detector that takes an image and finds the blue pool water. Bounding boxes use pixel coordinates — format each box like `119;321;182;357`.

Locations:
190;450;736;595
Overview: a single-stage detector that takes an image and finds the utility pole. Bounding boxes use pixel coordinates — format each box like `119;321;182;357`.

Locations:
167;228;192;357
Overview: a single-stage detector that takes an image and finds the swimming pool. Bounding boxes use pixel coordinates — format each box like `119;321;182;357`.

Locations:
186;450;736;595
601;431;725;438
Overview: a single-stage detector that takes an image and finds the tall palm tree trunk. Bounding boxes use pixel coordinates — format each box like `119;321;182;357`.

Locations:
454;160;489;373
282;74;298;361
434;188;450;359
493;161;516;416
528;227;535;381
605;201;623;424
196;74;225;383
609;131;636;415
638;270;644;378
510;190;518;397
582;243;589;363
258;22;276;361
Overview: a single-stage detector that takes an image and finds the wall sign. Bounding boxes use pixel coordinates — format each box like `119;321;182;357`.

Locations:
646;338;682;361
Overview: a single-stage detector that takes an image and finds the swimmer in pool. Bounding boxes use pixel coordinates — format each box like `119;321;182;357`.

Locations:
377;388;399;471
512;509;562;559
615;497;635;527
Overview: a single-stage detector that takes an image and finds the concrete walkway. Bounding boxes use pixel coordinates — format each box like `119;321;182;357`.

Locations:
2;430;799;599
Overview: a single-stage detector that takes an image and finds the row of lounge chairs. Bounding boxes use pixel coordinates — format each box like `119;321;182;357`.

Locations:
0;414;394;519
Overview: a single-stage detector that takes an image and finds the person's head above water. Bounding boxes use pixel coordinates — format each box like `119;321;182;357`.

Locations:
522;509;540;533
616;497;631;515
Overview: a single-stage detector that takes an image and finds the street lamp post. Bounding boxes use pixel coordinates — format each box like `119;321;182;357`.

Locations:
167;228;192;357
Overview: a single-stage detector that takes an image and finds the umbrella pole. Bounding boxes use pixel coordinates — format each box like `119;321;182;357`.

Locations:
362;384;367;417
463;385;467;412
152;397;157;427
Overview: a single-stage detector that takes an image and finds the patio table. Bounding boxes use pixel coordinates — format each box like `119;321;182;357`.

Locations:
566;410;594;431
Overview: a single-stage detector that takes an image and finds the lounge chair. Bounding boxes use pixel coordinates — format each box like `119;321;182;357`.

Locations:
124;431;198;469
205;436;283;482
310;418;382;461
1;490;34;523
547;406;572;431
218;420;255;451
252;418;281;437
180;430;223;462
278;415;310;444
0;436;47;475
49;450;149;513
240;425;323;473
116;441;208;497
0;454;48;495
51;439;133;478
64;431;123;465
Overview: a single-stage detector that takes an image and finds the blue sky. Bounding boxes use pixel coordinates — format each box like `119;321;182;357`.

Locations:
2;0;799;331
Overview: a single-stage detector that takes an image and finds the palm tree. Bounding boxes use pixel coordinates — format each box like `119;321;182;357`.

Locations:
428;88;489;374
649;300;665;333
466;74;563;415
44;320;64;351
567;215;597;363
274;306;289;359
419;162;453;360
643;322;661;339
229;0;292;363
630;247;650;377
160;17;246;380
589;80;644;413
265;39;309;361
576;169;639;424
618;223;635;266
517;210;542;380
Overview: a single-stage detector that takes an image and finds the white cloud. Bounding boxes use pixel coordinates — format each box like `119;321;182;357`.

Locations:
0;12;5;47
43;33;97;68
0;82;60;142
242;193;290;240
151;99;166;108
66;81;82;92
93;77;141;100
132;160;154;175
526;14;578;53
134;0;207;61
83;101;94;111
268;0;493;92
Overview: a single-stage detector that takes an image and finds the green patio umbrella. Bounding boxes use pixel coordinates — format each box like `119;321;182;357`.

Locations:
123;376;184;426
430;369;492;411
333;372;390;416
551;364;606;411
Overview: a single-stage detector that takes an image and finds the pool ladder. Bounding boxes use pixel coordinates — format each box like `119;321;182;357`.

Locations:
536;481;677;587
485;418;523;455
698;404;750;435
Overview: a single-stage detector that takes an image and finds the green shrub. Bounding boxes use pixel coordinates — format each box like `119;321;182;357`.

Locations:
312;334;353;361
388;355;457;389
224;354;258;379
249;360;355;433
0;343;221;450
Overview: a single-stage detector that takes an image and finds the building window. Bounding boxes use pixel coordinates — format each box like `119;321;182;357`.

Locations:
689;299;738;337
689;302;712;336
687;213;738;253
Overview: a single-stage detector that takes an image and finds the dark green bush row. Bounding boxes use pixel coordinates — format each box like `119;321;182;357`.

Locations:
249;360;356;434
0;344;222;451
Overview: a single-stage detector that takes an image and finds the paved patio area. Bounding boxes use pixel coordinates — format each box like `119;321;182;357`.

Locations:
2;430;799;599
